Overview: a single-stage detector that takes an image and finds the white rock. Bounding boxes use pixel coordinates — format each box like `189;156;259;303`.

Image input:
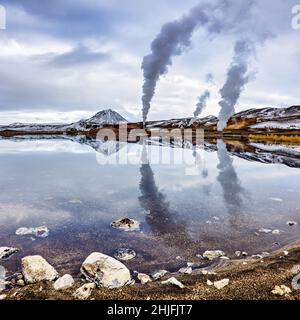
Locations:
258;228;272;234
284;251;289;256
16;226;49;238
53;274;74;290
207;280;213;286
178;267;192;274
287;221;298;226
161;277;184;289
220;256;230;260
137;273;152;285
0;294;7;300
0;247;19;260
235;251;241;257
73;283;95;300
110;218;140;231
291;265;300;275
80;252;131;288
214;278;229;290
203;250;225;260
271;285;291;296
151;270;168;281
21;255;59;284
272;229;280;235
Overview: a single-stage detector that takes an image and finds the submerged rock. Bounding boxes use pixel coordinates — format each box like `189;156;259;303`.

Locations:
150;270;168;281
271;285;291;296
214;278;229;290
203;250;226;260
111;218;140;231
161;277;184;289
258;228;273;234
73;283;95;300
113;248;136;261
287;221;298;226
137;273;152;285
235;251;241;257
53;274;74;291
21;255;59;284
16;226;49;238
80;252;131;288
0;247;19;260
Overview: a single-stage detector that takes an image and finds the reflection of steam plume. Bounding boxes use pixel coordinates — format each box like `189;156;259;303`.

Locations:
139;147;186;234
216;140;244;214
194;90;210;117
217;39;254;131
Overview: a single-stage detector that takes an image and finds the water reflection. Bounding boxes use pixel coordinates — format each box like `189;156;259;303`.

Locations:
217;139;245;215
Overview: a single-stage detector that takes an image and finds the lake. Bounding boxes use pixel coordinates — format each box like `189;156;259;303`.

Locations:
0;136;299;276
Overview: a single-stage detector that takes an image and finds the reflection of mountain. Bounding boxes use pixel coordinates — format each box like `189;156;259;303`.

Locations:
216;140;244;215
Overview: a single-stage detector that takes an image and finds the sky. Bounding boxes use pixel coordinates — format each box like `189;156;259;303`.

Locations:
0;0;299;124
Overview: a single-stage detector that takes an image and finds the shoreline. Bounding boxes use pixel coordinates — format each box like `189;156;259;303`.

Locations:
2;241;300;300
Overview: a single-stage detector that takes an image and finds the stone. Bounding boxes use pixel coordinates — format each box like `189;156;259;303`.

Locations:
207;280;213;286
271;285;292;296
203;250;225;260
0;247;19;260
284;251;289;256
53;274;74;290
113;248;136;261
16;226;49;238
80;252;131;288
21;255;59;284
137;273;152;285
111;218;140;231
73;283;95;300
17;279;25;286
161;277;184;289
258;228;272;234
272;229;280;235
150;270;168;281
287;221;298;226
242;252;248;257
0;294;6;300
291;265;300;275
235;251;241;257
178;267;192;274
214;278;229;290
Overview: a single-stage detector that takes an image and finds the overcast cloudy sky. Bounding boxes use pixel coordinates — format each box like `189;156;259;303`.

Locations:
0;0;299;124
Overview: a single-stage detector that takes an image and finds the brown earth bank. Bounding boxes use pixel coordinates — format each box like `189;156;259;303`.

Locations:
3;242;300;301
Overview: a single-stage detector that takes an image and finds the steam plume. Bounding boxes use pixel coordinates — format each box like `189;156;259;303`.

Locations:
141;3;217;125
217;39;254;131
194;89;210;117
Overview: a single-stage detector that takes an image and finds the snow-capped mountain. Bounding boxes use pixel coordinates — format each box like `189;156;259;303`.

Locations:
67;109;127;131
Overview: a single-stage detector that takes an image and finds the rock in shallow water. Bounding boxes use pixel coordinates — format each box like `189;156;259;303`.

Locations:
21;255;59;284
73;283;95;300
203;250;226;260
80;252;131;288
53;274;74;290
113;248;136;261
111;218;140;231
16;226;49;238
0;247;19;260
